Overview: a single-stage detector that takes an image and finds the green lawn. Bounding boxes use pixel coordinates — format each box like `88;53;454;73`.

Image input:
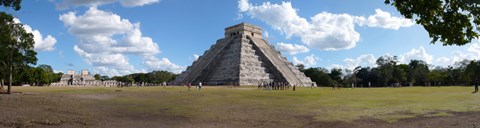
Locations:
11;86;480;123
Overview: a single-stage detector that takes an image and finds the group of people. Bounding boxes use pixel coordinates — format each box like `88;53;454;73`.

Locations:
185;82;202;91
229;82;240;88
257;82;293;91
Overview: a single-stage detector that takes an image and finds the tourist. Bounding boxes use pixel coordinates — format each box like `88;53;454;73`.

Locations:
188;82;191;91
293;85;296;91
311;83;314;89
473;79;479;93
198;81;202;91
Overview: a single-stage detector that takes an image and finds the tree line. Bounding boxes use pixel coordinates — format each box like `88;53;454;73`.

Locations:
106;70;177;84
13;64;63;86
299;55;480;87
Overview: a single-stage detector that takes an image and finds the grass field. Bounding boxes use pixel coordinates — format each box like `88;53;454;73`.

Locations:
2;86;480;127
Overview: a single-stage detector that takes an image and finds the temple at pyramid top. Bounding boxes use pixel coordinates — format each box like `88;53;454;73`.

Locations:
175;23;315;86
224;22;263;38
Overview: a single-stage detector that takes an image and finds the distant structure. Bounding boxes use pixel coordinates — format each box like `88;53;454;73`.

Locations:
50;69;117;87
175;23;315;86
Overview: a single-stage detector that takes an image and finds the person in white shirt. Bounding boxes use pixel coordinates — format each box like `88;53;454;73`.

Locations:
198;82;202;91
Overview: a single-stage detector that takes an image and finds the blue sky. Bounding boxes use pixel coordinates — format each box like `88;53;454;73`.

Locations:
5;0;479;76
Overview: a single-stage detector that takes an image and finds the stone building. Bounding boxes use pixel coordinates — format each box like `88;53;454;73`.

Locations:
175;23;315;86
50;70;117;87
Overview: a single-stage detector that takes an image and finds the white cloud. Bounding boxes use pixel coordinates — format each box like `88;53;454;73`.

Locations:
238;0;250;12
467;41;480;56
264;31;269;39
398;46;433;64
61;7;181;76
434;41;480;67
193;54;200;61
435;57;451;67
119;0;159;7
292;57;302;66
53;70;63;73
74;45;134;73
144;56;185;74
14;18;57;51
238;0;413;51
292;54;319;67
343;54;376;70
276;42;309;55
56;0;159;9
356;9;414;30
329;64;346;70
59;50;64;58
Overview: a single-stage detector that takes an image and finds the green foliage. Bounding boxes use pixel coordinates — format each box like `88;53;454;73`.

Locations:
303;67;334;87
329;68;343;84
100;75;109;81
408;60;429;85
302;55;480;87
0;0;22;10
375;55;398;86
0;11;37;93
15;64;62;86
112;70;176;83
94;74;101;80
385;0;480;45
295;64;305;72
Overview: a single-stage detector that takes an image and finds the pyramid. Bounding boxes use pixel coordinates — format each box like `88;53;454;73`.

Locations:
175;23;315;86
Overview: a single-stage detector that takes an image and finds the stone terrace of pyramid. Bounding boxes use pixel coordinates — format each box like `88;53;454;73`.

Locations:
175;23;315;86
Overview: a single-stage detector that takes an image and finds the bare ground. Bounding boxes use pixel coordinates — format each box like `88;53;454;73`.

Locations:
0;90;479;128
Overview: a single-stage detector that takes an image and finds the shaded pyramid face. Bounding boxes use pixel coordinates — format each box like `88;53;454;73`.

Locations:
175;23;315;86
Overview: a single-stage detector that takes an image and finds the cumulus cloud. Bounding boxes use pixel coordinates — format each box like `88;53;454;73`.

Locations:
144;56;185;74
56;0;159;9
292;54;319;67
276;42;309;55
329;40;480;70
398;46;433;64
193;54;200;61
60;7;181;76
329;64;346;70
14;18;57;51
238;0;413;51
467;41;480;56
355;9;414;30
435;57;451;67
343;54;376;70
434;41;480;66
264;31;269;39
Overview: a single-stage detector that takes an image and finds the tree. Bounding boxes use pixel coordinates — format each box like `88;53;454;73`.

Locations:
428;66;448;86
37;64;55;85
385;0;479;46
0;12;37;94
0;0;22;10
356;67;372;87
100;75;109;81
392;64;407;84
465;60;480;83
329;68;343;84
304;67;334;87
94;74;101;80
344;67;362;87
295;64;306;72
408;60;429;86
375;55;398;86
